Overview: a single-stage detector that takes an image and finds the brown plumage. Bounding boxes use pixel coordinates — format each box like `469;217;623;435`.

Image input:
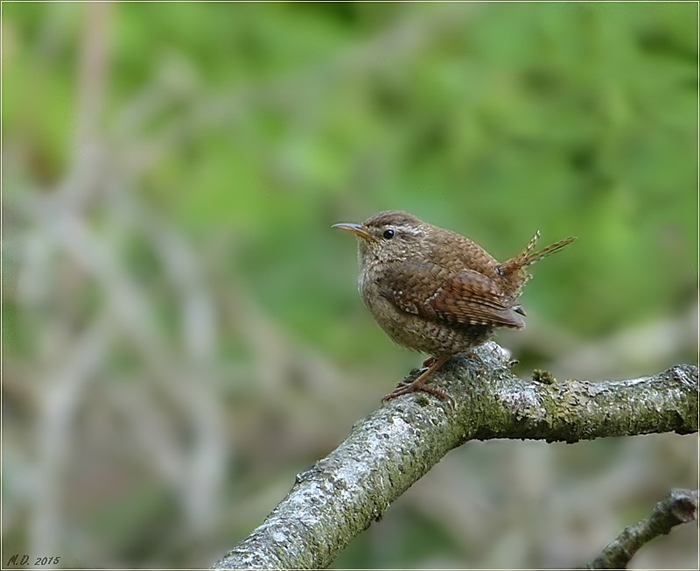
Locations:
333;210;576;402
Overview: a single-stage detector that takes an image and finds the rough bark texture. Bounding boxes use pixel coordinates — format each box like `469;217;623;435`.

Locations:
211;342;698;570
587;488;699;569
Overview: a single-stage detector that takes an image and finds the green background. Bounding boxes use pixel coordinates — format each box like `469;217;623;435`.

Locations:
2;2;697;569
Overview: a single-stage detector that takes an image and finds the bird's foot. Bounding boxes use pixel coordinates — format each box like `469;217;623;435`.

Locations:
382;355;454;404
382;381;453;403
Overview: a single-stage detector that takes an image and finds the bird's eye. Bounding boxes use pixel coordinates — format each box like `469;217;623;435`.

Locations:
383;228;395;240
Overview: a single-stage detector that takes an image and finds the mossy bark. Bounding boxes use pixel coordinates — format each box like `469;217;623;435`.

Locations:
212;342;698;570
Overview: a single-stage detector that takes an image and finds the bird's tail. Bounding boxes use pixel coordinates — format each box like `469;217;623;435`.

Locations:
500;232;576;277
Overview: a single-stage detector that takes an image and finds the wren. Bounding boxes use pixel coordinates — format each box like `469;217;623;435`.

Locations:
333;210;576;402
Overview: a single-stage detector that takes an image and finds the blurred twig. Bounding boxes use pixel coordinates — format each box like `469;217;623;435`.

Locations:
26;3;113;558
211;343;697;569
586;488;698;569
30;319;109;558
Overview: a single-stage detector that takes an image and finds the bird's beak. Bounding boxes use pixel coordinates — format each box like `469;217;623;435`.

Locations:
332;222;377;242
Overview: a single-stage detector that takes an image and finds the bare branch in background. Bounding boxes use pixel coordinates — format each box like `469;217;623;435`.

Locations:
13;2;226;557
587;488;699;569
501;302;698;378
211;343;698;569
555;302;699;380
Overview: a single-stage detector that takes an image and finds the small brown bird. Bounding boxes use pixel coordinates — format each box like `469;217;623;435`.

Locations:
333;210;575;402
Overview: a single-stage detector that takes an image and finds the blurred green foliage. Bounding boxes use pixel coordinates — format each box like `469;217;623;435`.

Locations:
4;3;697;354
2;2;697;569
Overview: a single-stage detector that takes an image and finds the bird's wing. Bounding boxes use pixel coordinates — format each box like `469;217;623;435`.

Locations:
379;262;525;329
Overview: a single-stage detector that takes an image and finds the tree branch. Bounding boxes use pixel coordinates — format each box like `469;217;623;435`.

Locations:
586;488;699;569
211;342;698;570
